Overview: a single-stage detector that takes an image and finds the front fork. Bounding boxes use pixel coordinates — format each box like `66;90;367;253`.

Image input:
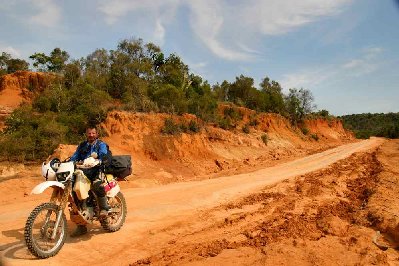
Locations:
44;181;72;240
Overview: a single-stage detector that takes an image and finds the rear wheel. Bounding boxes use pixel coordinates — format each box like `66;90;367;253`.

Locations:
100;192;127;232
24;203;67;258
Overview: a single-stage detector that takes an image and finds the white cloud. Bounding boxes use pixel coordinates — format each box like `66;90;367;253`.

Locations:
187;0;255;61
342;46;383;76
188;0;352;61
243;0;352;36
98;0;179;45
0;45;21;58
281;68;335;91
154;19;166;46
281;46;384;90
29;0;61;28
97;0;352;61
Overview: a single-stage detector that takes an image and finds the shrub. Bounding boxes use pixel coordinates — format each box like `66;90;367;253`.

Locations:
311;134;319;141
224;107;243;121
242;124;250;134
188;120;200;133
249;117;259;127
261;134;268;145
161;118;181;135
301;127;309;135
217;116;233;130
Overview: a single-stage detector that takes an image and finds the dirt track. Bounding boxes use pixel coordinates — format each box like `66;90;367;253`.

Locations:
2;137;399;265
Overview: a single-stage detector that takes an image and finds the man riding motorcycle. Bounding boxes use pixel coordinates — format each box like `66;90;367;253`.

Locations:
69;126;111;237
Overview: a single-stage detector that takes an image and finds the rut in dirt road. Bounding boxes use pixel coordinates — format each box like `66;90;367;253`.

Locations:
0;138;384;266
131;147;390;265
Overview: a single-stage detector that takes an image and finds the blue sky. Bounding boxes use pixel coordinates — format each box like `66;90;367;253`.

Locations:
1;0;398;115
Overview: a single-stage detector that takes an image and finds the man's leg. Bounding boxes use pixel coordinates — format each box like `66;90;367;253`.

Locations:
70;224;88;237
92;178;110;218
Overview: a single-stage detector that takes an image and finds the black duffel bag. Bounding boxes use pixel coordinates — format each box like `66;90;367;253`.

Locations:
105;155;132;179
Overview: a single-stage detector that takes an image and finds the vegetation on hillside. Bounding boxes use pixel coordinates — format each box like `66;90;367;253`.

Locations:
340;113;399;139
0;38;318;161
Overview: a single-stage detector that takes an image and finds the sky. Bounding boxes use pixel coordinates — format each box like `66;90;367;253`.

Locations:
1;0;398;116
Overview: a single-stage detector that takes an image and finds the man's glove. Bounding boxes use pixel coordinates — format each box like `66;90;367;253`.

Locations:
83;157;99;167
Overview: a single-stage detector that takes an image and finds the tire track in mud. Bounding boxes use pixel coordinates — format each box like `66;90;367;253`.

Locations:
0;138;386;265
131;147;394;265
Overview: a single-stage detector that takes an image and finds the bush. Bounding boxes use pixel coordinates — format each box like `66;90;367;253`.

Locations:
261;134;268;145
301;127;309;135
224;107;243;121
242;124;250;134
0;110;68;161
217;116;233;130
311;134;319;141
249;117;259;126
188;120;201;133
161;118;181;135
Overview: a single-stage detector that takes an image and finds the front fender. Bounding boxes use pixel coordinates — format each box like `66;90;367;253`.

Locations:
31;181;65;195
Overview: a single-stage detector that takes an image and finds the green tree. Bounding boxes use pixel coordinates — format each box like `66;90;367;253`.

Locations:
285;88;315;125
212;80;230;102
64;60;82;89
228;75;255;106
260;77;285;113
29;52;49;71
0;52;29;74
84;49;110;92
30;48;70;72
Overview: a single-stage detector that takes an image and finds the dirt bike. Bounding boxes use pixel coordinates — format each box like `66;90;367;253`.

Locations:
24;158;127;259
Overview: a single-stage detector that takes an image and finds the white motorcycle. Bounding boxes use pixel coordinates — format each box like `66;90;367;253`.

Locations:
24;158;127;258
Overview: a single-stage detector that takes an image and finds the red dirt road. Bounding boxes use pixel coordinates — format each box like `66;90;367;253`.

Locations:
0;138;389;265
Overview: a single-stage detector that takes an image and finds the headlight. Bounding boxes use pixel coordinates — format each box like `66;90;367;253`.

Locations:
56;171;71;182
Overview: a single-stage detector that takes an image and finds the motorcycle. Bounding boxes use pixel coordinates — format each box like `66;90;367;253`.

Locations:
24;157;127;259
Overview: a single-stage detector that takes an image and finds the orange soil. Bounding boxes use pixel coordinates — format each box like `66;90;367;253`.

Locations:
3;71;397;265
0;71;55;129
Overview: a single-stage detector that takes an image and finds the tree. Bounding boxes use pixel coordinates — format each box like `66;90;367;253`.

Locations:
0;52;29;74
228;75;255;106
84;49;110;91
212;80;230;102
30;48;70;72
285;88;315;125
259;77;285;113
48;48;70;72
0;52;11;68
29;52;50;71
64;60;82;89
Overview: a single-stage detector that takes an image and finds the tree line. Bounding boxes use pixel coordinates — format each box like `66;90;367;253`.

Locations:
0;38;319;161
340;113;399;139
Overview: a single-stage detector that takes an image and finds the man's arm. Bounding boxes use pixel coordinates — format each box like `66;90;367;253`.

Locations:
70;142;85;162
97;142;109;162
69;149;80;162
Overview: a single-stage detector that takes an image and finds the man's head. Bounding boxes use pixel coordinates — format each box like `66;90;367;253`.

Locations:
86;127;98;144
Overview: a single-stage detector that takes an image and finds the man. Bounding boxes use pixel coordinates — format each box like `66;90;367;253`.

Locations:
69;126;111;237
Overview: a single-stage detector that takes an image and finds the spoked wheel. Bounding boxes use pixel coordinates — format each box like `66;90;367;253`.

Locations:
100;192;127;232
24;203;67;258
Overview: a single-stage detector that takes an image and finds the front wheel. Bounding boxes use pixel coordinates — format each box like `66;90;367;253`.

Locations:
100;192;127;232
24;202;67;259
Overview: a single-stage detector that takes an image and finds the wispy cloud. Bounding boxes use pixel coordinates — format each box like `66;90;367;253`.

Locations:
98;0;179;45
188;0;352;61
342;46;383;76
29;0;61;28
0;44;21;58
281;46;385;90
243;0;352;35
281;68;335;91
187;0;254;61
97;0;352;61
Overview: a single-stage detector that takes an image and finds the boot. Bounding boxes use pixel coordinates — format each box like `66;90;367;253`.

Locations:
98;196;110;218
70;225;87;237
